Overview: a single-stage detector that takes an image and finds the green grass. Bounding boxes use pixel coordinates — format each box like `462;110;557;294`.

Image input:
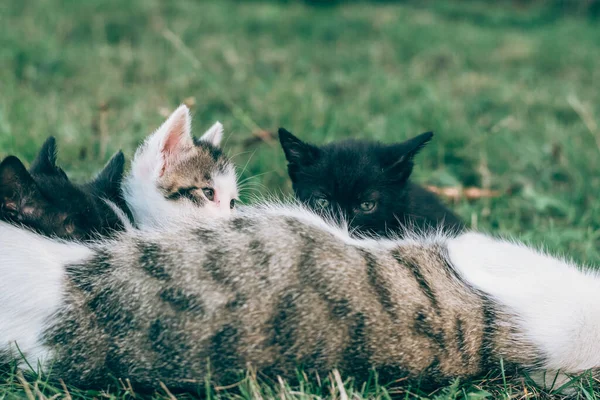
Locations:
1;0;600;398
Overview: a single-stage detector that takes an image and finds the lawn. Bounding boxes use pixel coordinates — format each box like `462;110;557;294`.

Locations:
1;0;600;398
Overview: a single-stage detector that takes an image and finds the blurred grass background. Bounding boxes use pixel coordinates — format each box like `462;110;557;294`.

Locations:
1;0;600;398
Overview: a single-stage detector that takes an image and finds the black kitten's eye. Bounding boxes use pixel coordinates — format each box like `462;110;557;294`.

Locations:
315;198;330;209
1;202;18;217
203;187;215;201
230;199;236;209
64;219;76;235
359;201;376;212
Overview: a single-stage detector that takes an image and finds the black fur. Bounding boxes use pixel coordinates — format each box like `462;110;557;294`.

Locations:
478;297;498;370
361;249;397;319
413;310;446;351
278;128;464;237
0;137;131;240
267;291;300;354
203;248;234;287
137;241;171;281
193;138;223;162
66;251;113;292
392;250;440;313
160;287;205;313
341;312;371;379
455;318;470;365
225;292;247;310
207;324;243;383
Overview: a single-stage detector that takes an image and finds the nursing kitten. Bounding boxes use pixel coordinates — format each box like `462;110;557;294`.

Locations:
278;128;463;237
0;137;129;240
122;105;239;228
2;203;596;392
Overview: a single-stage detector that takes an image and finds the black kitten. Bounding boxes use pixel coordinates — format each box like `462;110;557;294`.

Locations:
278;128;463;237
0;137;131;240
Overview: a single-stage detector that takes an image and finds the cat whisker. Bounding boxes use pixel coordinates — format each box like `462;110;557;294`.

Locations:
223;128;237;148
242;190;282;204
237;181;266;191
238;184;270;194
239;183;272;195
236;149;258;179
227;149;254;161
237;171;275;186
238;180;269;190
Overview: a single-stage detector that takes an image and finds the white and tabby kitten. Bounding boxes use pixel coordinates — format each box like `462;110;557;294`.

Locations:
123;105;239;228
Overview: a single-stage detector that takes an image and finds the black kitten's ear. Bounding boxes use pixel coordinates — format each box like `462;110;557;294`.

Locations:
384;132;434;182
278;128;320;166
0;156;43;217
89;150;126;199
30;137;59;175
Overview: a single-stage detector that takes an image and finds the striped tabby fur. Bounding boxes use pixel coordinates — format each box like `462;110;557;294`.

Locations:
0;203;555;391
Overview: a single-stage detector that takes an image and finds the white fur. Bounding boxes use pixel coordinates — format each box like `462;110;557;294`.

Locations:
103;198;134;231
122;106;237;228
0;222;92;369
204;165;238;216
448;232;600;376
199;121;224;147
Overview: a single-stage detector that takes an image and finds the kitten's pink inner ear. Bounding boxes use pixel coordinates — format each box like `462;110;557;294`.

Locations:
162;116;188;155
159;106;192;176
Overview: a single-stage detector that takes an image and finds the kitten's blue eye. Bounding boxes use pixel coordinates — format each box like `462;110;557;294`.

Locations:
359;201;376;212
315;198;330;209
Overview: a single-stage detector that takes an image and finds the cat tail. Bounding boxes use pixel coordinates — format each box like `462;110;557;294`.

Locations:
0;221;93;370
448;232;600;390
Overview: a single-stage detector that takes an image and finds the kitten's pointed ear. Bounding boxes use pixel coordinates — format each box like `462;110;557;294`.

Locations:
90;151;126;199
159;104;194;158
199;121;224;147
0;156;44;218
384;132;434;182
133;104;194;177
30;137;59;175
278;128;320;166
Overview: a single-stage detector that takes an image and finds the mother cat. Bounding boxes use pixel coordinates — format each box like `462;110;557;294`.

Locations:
0;200;596;392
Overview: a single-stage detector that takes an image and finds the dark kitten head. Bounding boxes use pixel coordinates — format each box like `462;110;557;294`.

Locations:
278;128;433;234
0;137;128;240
